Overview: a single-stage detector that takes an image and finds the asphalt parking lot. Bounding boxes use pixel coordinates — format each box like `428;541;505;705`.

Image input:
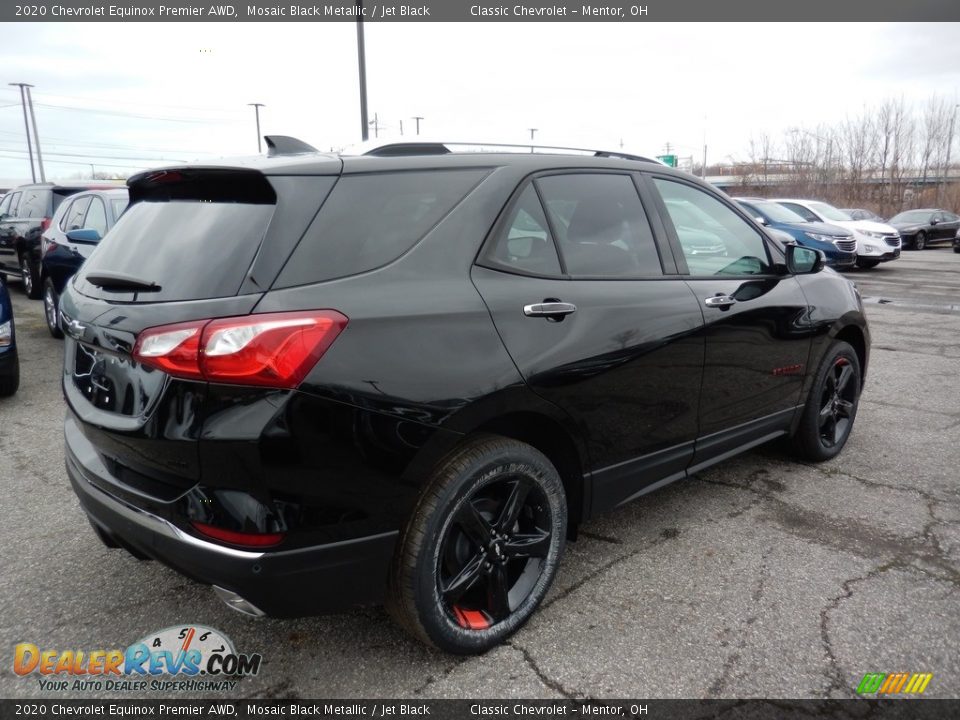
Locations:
2;249;959;700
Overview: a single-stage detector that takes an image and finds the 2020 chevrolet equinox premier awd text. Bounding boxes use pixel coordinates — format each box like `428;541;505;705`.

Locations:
61;141;869;654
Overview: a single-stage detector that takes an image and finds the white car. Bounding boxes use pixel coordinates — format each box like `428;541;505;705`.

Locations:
771;198;901;269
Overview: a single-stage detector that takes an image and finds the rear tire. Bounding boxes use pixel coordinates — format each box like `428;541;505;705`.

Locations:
0;350;19;396
387;434;567;654
43;278;63;339
914;231;926;250
791;341;861;462
20;254;40;299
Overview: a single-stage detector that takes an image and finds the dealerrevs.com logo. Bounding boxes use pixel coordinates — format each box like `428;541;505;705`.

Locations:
14;625;263;692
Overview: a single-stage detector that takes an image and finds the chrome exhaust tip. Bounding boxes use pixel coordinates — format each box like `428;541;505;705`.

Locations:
213;585;266;617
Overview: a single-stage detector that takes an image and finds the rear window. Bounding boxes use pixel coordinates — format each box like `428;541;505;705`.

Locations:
17;188;52;218
77;202;274;301
276;169;487;287
75;169;277;302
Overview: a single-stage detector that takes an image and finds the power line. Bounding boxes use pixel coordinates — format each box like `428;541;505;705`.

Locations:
0;152;149;170
0;87;246;115
0;129;221;156
33;102;232;124
0;145;187;163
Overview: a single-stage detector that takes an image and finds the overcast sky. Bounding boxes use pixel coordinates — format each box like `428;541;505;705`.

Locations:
0;22;958;181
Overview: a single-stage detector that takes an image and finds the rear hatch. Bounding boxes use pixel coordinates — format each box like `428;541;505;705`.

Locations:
61;164;339;501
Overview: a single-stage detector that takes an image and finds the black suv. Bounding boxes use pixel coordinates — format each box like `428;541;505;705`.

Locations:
61;142;869;654
0;182;119;298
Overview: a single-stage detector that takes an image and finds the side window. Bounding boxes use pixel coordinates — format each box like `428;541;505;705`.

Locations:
84;197;108;237
654;178;772;276
277;170;486;288
536;174;662;277
57;200;75;231
7;192;21;218
485;185;561;276
0;194;11;218
779;202;819;223
64;196;91;231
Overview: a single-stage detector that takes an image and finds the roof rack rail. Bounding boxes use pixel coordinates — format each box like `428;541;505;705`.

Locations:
264;135;319;157
359;141;658;164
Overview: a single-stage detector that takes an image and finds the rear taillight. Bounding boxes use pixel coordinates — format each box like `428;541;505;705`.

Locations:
132;310;348;388
42;239;59;256
40;217;51;233
190;521;285;548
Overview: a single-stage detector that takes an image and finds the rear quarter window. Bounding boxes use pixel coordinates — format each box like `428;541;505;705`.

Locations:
275;169;488;287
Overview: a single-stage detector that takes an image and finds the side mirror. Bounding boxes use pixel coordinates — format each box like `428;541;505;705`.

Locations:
754;216;768;226
786;244;825;274
930;218;939;226
66;228;102;244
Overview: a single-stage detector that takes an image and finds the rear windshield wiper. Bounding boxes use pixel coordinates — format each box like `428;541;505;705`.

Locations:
84;272;162;292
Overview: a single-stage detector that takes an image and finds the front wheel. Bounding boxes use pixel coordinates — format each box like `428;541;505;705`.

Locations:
43;278;63;339
792;341;862;462
914;232;926;250
387;434;567;654
20;254;40;299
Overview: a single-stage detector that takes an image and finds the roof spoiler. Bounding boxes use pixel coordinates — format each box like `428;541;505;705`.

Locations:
264;135;319;157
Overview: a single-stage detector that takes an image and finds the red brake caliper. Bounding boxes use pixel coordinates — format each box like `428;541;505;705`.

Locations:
453;606;491;630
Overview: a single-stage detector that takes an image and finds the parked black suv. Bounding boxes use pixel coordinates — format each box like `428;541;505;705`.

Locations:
61;142;869;654
0;182;120;298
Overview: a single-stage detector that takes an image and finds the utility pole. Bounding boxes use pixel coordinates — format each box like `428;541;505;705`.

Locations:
399;119;404;136
702;114;708;179
356;2;369;141
24;85;45;182
369;112;380;139
528;128;538;153
248;103;265;153
412;116;423;135
9;83;35;183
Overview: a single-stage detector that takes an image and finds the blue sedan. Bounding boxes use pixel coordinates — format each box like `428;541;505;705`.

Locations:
0;275;19;396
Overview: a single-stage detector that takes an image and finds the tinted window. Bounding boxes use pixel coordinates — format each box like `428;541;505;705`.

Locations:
485;185;561;276
57;199;75;231
84;197;108;236
0;194;11;217
278;169;486;287
17;188;52;218
778;202;819;223
7;193;21;217
64;196;91;231
536;174;661;277
655;179;772;276
78;201;274;302
111;198;129;219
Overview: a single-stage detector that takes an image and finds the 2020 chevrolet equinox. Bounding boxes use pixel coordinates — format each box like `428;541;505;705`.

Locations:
61;141;869;654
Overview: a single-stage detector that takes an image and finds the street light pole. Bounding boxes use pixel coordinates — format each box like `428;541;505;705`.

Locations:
412;116;423;136
9;83;35;183
356;1;369;141
528;128;537;153
23;85;45;182
248;103;264;153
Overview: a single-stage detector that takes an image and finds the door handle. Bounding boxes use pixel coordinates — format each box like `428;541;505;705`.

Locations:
704;294;737;309
523;301;577;320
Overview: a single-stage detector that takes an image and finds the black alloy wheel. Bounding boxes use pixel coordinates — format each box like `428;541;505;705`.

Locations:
817;357;857;449
388;434;566;654
792;340;861;462
914;231;926;250
43;278;63;338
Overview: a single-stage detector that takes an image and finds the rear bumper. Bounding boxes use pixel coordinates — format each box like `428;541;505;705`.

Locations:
65;420;398;617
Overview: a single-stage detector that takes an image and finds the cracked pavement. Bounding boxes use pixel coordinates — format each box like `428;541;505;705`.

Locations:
2;249;959;699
